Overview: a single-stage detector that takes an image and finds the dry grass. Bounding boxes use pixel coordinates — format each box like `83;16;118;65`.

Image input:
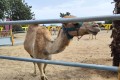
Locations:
0;30;117;80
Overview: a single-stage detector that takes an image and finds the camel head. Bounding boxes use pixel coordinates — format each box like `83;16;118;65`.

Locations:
61;15;100;39
62;15;84;39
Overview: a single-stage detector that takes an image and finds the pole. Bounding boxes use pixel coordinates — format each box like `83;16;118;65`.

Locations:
0;55;118;72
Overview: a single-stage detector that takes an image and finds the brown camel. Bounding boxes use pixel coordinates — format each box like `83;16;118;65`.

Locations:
88;22;101;39
24;15;100;80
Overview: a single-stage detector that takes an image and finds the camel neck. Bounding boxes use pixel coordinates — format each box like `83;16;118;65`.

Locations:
46;29;71;54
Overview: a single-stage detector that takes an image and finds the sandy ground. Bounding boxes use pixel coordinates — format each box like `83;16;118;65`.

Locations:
0;30;118;80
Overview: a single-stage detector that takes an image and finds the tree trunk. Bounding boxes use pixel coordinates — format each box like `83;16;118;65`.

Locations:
110;0;120;66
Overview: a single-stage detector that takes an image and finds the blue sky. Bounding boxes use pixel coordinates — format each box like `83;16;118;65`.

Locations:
25;0;114;20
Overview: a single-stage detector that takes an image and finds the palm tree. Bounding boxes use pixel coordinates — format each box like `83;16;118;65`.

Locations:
110;0;120;66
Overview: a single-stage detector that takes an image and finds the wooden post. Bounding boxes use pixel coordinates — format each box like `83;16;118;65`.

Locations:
10;29;14;46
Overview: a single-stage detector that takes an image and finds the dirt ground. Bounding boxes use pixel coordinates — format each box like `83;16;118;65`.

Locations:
0;30;118;80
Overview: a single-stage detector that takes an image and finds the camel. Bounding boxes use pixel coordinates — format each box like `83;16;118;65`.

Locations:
24;15;100;80
88;22;101;39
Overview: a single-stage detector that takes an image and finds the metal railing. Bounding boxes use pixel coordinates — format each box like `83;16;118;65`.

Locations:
0;55;118;72
0;14;120;25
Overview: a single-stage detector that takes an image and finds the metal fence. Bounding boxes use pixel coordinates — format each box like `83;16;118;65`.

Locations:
0;55;118;72
0;14;120;79
0;14;120;25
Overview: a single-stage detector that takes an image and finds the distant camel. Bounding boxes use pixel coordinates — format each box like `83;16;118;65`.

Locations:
24;15;100;80
88;22;101;39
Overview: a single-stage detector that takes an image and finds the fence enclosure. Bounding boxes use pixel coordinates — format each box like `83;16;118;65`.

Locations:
0;14;120;79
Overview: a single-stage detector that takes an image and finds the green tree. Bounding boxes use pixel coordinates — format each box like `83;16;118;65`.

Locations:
0;0;8;19
60;12;71;18
105;20;112;24
6;0;34;20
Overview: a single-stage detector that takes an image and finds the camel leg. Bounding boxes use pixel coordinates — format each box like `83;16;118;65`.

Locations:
95;35;96;39
43;64;47;73
37;63;48;80
92;34;93;39
43;55;52;73
30;55;37;76
89;34;91;39
33;62;37;76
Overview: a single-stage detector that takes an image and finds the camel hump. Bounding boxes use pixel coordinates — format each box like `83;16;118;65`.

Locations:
37;27;52;41
35;28;52;52
63;15;76;18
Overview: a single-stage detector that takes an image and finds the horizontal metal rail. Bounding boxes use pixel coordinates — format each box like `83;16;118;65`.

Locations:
0;55;118;72
0;14;120;25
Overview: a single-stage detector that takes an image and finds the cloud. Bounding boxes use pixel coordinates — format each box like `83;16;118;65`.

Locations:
31;0;114;20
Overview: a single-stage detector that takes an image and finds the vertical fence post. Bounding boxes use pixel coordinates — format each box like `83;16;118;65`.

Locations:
10;29;14;46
